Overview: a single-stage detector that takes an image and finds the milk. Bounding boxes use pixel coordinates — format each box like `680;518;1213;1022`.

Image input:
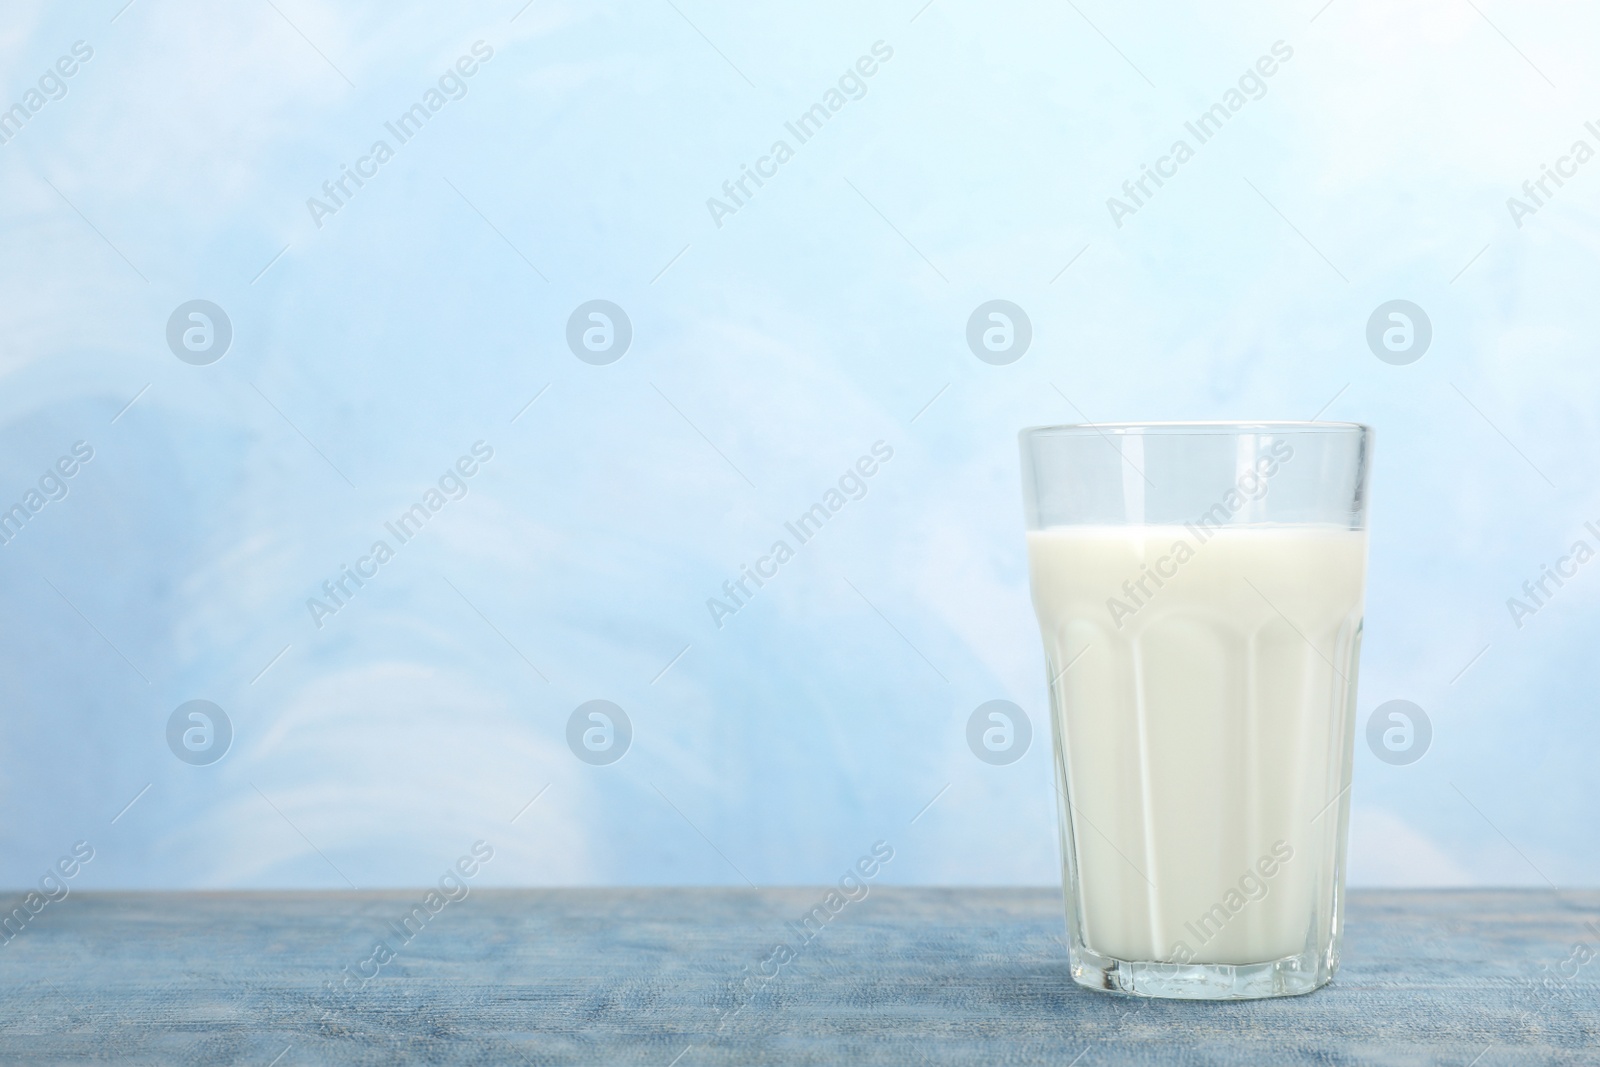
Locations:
1027;524;1366;966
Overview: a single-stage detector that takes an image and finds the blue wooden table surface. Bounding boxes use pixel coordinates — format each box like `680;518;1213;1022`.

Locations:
0;888;1595;1065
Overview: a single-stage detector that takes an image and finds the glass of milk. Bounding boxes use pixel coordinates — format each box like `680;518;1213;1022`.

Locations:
1019;422;1372;999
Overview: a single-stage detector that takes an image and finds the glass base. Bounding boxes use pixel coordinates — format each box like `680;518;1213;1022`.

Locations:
1070;943;1336;1000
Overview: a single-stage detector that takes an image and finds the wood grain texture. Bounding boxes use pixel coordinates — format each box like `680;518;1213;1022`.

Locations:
0;888;1596;1065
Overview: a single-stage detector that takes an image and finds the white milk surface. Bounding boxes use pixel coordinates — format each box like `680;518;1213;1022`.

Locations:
1027;525;1366;966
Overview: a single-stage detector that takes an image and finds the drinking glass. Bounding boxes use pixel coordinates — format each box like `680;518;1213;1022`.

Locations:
1018;422;1373;999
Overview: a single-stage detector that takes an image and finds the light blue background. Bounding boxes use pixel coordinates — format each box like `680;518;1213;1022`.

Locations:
0;0;1594;890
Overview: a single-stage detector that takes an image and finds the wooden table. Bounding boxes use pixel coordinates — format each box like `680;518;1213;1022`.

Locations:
0;888;1595;1064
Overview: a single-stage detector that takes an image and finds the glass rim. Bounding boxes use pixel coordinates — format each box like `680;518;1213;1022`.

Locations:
1019;420;1370;438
